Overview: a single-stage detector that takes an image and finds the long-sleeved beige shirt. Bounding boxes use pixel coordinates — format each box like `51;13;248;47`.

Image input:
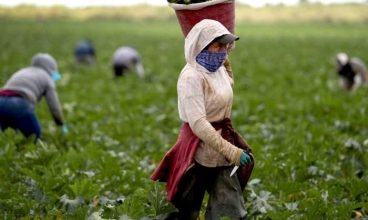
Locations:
177;19;243;167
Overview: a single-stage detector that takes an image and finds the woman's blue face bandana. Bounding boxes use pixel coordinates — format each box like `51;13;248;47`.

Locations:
51;71;61;81
196;50;227;72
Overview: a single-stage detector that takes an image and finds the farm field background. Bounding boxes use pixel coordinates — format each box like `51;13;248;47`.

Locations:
0;5;368;219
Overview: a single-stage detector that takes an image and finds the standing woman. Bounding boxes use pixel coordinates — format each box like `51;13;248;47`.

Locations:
0;53;67;140
151;19;255;219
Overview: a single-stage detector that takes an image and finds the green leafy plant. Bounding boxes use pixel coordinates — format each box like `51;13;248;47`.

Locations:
0;14;368;219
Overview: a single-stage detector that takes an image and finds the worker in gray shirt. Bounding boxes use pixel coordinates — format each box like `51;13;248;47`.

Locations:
112;46;145;78
0;53;67;139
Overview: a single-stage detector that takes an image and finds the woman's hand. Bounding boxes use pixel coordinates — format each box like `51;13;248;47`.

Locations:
239;151;252;166
61;124;69;135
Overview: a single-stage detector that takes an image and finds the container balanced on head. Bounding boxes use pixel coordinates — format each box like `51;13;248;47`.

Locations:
0;53;68;140
151;19;255;220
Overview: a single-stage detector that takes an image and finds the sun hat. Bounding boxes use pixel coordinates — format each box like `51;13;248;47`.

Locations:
215;33;239;44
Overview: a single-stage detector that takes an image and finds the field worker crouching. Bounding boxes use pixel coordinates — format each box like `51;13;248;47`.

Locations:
74;40;96;65
0;53;68;140
336;52;368;91
151;19;255;220
112;46;145;78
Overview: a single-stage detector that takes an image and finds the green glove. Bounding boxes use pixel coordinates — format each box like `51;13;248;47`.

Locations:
240;151;252;166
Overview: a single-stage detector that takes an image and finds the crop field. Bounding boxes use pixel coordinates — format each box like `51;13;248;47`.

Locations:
0;15;368;219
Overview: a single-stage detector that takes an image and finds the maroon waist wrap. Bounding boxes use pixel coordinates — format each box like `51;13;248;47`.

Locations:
150;118;255;202
0;90;21;97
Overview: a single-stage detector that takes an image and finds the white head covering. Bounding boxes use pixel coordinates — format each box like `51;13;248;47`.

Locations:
336;52;349;66
184;19;234;67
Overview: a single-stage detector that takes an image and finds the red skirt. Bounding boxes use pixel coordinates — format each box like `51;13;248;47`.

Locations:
150;118;254;202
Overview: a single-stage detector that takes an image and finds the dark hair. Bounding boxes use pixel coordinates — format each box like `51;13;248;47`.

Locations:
113;65;128;77
213;35;224;43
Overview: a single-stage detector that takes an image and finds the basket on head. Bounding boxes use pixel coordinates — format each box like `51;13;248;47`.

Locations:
169;0;235;37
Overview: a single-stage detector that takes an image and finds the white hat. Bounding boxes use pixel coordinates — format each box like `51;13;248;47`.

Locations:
336;52;348;66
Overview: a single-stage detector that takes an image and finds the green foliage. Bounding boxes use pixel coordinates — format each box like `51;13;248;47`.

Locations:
0;19;368;219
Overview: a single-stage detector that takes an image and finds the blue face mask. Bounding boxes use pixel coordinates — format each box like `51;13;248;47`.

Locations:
51;71;61;81
196;50;227;72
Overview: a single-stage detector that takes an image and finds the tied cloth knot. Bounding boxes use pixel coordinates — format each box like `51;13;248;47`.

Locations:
211;117;235;144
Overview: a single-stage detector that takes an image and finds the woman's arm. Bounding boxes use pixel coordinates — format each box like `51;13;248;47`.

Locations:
178;72;243;165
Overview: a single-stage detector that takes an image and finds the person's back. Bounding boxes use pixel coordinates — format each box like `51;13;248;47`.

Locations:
112;46;145;78
0;53;66;139
74;40;96;65
4;66;55;105
350;57;368;83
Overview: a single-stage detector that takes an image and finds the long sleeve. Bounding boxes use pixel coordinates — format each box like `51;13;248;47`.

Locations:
4;66;64;126
178;68;243;166
45;82;64;126
191;117;243;165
